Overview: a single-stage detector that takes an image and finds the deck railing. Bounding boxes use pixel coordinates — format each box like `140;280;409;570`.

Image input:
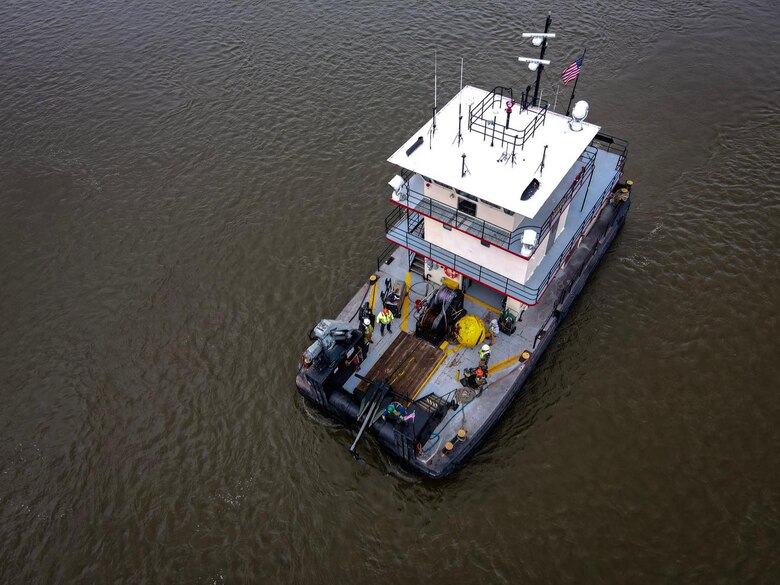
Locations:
468;86;549;151
384;172;618;305
593;133;628;172
376;241;397;270
385;206;543;304
392;147;596;258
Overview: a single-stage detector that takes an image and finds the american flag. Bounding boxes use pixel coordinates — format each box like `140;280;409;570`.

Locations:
561;55;584;85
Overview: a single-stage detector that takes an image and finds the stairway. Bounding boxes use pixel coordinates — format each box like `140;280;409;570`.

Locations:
414;393;450;414
410;253;426;277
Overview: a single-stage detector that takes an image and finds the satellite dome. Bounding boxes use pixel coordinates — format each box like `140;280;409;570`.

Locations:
569;100;589;132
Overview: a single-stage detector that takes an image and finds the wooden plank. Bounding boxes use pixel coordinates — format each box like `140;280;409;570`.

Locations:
361;332;442;400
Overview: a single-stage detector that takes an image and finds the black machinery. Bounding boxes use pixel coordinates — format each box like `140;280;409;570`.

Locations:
415;286;465;345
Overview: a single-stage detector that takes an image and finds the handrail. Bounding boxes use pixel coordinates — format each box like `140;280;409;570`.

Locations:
468;86;549;151
385;174;617;305
392;147;596;258
376;241;397;270
593;133;628;172
387;218;539;304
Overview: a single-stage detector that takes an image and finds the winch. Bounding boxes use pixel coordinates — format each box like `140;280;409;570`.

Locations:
302;319;356;371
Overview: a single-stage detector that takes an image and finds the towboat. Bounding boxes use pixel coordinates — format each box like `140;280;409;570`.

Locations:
296;17;633;478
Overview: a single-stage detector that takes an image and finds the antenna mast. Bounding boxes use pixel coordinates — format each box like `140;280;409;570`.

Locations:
519;22;555;108
454;58;464;146
429;50;437;147
532;12;552;107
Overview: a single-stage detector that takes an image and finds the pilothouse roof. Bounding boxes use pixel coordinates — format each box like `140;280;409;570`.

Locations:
388;85;600;218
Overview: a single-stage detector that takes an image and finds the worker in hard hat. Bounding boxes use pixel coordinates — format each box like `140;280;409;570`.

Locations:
376;307;394;336
358;301;375;328
461;367;488;391
474;367;488;395
361;317;374;343
485;318;500;345
478;343;491;366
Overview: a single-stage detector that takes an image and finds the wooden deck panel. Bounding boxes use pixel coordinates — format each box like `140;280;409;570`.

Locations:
359;332;442;400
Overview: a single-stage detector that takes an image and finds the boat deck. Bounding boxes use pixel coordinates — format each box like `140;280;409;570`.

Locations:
339;264;539;426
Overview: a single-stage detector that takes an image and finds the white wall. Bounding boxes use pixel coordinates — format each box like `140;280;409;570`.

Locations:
424;261;463;288
476;200;516;231
423;180;517;232
424;218;529;284
424;180;456;205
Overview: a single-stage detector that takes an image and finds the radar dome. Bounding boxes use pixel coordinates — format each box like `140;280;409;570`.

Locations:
568;100;589;132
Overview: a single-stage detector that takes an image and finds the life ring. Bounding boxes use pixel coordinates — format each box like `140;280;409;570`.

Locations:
443;266;459;278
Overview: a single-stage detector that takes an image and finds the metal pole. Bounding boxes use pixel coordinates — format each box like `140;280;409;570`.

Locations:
455;103;463;145
579;166;595;212
455;58;464;145
566;48;586;117
565;68;580;117
532;12;552;107
430;50;438;147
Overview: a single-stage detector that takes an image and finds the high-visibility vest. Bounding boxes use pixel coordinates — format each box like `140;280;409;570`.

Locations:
479;347;490;359
377;311;394;325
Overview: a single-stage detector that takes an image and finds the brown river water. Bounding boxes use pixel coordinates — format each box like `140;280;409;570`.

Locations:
1;0;778;583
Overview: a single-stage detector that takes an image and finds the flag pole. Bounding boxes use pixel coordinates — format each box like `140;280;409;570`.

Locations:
565;48;586;116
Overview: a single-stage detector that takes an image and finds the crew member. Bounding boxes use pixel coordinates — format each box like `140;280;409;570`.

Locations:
485;319;500;345
359;302;375;327
478;343;491;366
384;401;415;424
377;307;394;336
461;367;488;391
361;318;374;343
474;367;487;395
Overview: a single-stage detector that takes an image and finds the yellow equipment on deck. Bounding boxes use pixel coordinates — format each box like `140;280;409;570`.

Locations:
454;314;486;347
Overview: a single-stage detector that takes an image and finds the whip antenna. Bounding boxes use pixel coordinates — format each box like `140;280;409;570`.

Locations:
454;57;464;146
429;50;437;147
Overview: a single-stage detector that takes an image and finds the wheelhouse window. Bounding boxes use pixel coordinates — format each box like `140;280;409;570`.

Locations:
458;197;477;217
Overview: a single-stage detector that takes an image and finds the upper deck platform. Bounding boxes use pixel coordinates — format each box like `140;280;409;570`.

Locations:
387;85;600;219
